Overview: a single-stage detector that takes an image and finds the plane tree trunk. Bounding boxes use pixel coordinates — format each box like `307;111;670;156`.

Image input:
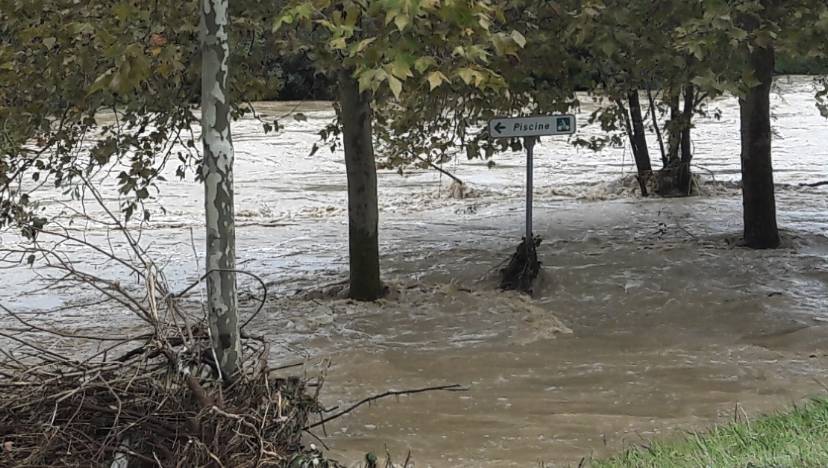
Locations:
200;0;241;380
338;70;383;301
740;38;780;249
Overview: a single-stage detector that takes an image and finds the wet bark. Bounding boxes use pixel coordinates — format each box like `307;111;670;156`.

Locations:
647;89;668;167
676;84;695;195
666;92;681;165
617;93;651;197
740;41;780;249
656;86;695;197
628;91;653;179
200;0;241;379
338;70;382;301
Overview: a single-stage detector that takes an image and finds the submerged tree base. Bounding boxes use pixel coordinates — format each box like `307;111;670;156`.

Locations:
653;167;696;197
500;236;542;294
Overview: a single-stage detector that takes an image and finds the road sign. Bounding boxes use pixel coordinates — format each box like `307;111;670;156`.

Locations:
488;115;576;139
486;115;577;246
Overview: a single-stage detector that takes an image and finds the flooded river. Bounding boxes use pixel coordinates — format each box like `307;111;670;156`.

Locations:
2;76;828;466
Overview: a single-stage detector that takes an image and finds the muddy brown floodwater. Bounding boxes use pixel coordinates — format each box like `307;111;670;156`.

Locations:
1;76;827;466
254;196;828;467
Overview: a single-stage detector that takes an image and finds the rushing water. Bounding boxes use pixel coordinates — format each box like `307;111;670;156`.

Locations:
1;76;828;466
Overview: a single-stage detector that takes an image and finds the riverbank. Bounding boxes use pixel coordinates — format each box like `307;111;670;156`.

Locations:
593;398;828;467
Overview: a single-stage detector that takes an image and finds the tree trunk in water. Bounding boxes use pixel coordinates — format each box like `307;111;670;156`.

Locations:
676;84;695;194
740;42;780;249
647;88;668;167
338;70;382;301
200;0;240;380
666;91;681;165
627;91;652;196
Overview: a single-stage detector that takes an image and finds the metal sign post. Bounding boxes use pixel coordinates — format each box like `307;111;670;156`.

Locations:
524;136;535;241
488;115;576;241
488;114;576;292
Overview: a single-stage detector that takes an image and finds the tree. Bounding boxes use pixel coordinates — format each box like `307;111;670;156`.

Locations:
619;91;654;196
0;0;282;379
738;0;780;249
568;0;714;197
678;0;828;248
0;0;282;229
371;0;592;196
338;69;381;300
201;0;241;379
0;1;199;229
566;0;670;196
275;0;521;300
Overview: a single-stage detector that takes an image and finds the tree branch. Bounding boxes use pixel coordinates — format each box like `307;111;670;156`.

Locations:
304;384;467;430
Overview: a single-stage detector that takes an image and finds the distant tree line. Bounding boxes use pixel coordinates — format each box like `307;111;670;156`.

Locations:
261;51;828;102
776;52;828;75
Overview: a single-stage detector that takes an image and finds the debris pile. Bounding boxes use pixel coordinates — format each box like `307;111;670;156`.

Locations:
0;318;325;467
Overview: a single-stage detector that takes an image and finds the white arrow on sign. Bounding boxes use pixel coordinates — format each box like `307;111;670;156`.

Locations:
489;115;576;138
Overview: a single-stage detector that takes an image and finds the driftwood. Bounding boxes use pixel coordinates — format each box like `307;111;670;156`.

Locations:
0;308;317;467
800;180;828;188
499;236;542;294
413;155;464;186
306;384;466;430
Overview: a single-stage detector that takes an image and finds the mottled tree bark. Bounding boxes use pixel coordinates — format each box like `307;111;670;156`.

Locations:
740;41;780;249
200;0;241;379
338;70;382;301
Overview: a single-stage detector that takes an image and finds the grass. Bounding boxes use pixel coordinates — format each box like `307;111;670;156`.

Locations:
593;398;828;468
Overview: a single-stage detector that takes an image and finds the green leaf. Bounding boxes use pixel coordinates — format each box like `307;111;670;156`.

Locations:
112;2;135;21
388;75;403;99
87;69;114;96
456;67;483;86
426;71;448;90
414;56;436;73
351;38;376;56
356;68;387;93
330;37;347;50
599;39;617;57
389;56;414;79
394;13;410;32
385;9;399;26
510;30;527;48
272;13;293;32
